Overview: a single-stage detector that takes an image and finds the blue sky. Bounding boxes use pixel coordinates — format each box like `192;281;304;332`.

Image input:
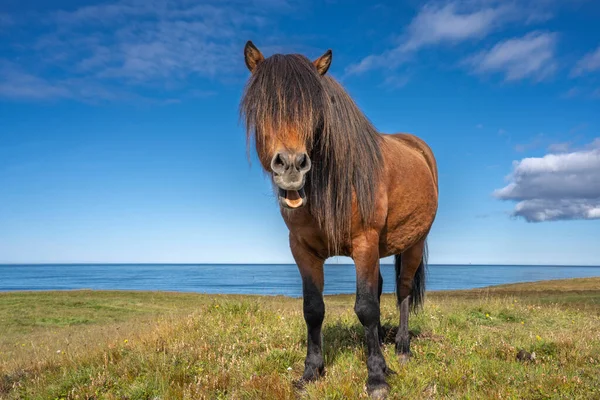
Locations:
1;0;600;265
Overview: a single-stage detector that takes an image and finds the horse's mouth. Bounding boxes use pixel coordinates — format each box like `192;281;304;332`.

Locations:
278;187;306;209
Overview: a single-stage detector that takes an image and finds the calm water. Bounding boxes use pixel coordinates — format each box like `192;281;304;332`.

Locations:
0;264;599;297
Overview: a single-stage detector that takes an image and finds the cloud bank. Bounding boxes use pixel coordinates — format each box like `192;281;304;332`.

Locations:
494;139;600;222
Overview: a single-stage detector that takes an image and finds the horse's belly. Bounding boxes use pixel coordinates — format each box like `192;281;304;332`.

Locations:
377;135;438;257
379;176;438;256
378;212;435;257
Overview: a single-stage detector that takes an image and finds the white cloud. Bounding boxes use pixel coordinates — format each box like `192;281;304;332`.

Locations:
0;62;72;100
381;74;410;89
400;2;516;52
465;31;557;81
0;0;295;101
560;86;600;100
344;48;408;76
509;199;600;222
0;60;215;104
586;138;600;149
571;45;600;77
43;1;264;81
494;139;600;222
345;0;552;76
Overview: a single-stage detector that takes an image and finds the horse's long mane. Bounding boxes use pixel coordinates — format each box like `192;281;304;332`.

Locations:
239;53;382;254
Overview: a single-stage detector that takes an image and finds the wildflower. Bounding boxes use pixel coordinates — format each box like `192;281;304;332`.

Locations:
287;367;292;371
536;335;542;341
521;321;524;325
485;313;490;318
57;350;61;354
124;339;129;344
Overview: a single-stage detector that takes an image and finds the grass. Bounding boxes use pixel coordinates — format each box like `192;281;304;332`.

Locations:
1;277;600;399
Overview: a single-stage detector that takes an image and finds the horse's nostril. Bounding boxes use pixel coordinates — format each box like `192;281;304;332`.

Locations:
271;152;287;174
297;153;311;172
298;154;306;169
275;154;284;168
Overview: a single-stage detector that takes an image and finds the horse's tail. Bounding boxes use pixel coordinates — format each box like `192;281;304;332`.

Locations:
394;240;427;313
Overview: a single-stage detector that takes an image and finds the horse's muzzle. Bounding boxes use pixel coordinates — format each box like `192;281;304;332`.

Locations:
271;151;310;209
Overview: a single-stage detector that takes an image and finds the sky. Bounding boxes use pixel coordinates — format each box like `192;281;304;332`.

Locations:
1;0;600;265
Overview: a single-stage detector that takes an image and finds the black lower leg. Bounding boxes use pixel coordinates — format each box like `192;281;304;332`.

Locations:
355;280;390;395
299;278;325;384
395;295;411;360
377;271;385;345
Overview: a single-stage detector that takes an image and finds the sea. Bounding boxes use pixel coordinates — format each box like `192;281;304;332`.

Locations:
0;264;599;297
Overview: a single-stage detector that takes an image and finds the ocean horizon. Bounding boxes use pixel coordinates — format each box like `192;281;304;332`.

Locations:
1;263;599;297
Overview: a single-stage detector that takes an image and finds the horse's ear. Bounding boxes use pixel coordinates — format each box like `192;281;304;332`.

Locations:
313;49;332;75
244;41;264;73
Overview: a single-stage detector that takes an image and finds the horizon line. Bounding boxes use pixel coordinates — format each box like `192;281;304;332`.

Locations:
1;262;599;268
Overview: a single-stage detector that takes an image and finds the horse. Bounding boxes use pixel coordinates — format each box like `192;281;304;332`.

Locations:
239;41;439;399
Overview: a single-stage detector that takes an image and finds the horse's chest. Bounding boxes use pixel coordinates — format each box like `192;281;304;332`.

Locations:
281;210;350;257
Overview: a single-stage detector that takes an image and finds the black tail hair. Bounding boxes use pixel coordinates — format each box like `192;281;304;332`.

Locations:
394;240;427;313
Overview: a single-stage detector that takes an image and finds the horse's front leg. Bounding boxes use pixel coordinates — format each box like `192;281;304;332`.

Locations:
290;235;326;388
377;269;385;346
353;233;390;399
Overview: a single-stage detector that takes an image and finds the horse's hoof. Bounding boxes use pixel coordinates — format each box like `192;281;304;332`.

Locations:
369;385;390;400
293;376;316;391
367;379;390;400
398;353;411;365
293;378;308;391
293;368;325;391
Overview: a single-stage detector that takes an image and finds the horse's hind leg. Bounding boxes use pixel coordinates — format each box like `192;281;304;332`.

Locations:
353;233;390;399
395;238;427;364
289;235;326;388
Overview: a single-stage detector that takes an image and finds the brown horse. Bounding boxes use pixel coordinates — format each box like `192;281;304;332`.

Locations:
239;41;438;399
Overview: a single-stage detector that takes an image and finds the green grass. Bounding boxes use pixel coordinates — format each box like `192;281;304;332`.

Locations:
1;277;600;399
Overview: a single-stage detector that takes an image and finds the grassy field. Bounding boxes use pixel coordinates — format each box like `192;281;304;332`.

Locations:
1;277;599;399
